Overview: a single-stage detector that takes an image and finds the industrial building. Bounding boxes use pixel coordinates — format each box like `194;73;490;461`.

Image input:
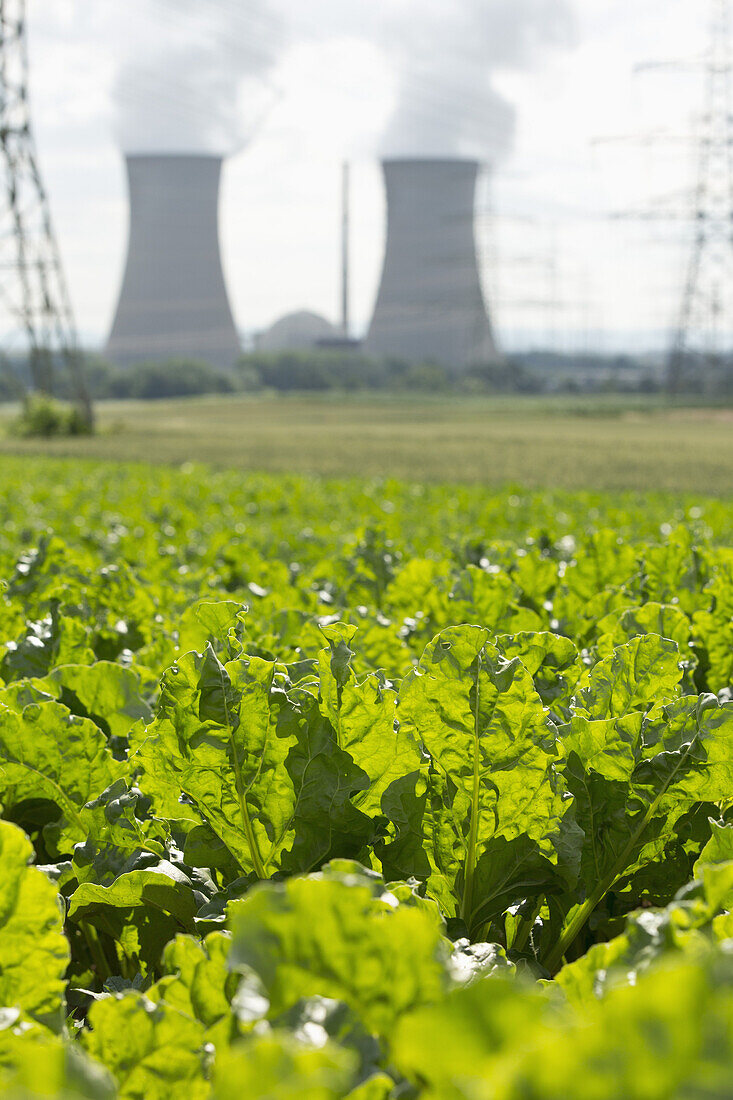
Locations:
106;154;241;369
365;158;500;370
105;153;501;374
257;310;337;352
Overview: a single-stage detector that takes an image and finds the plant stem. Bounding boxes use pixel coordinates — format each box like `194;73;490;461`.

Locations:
229;734;266;880
543;886;605;974
335;690;342;751
81;921;111;982
461;653;482;927
512;895;545;955
220;665;266;881
543;726;696;974
544;800;670;971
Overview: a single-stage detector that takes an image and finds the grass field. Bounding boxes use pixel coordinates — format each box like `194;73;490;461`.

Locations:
1;392;732;493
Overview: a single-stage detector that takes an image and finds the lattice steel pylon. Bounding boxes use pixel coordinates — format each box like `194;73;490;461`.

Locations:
668;0;733;393
0;0;92;422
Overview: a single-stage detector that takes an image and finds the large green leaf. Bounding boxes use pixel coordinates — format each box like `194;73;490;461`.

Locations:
0;822;69;1030
73;779;167;886
134;648;293;878
0;1012;114;1099
318;624;421;818
494;632;580;713
228;862;449;1036
68;862;200;931
36;662;152;740
213;1033;358;1099
695;818;733;871
393;955;733;1100
176;600;248;661
148;932;241;1046
67;860;216;980
548;685;733;971
574;635;682;720
0;701;120;852
82;993;208;1099
395;626;569;933
135;646;372;880
595;602;693;659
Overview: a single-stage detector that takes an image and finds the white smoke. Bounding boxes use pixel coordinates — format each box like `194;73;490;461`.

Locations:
113;0;575;160
115;0;284;154
379;0;576;161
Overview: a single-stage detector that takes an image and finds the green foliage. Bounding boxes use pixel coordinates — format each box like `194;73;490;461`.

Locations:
0;456;732;1095
0;822;69;1030
109;359;236;401
148;932;239;1044
228;862;449;1036
48;357;237;402
392;954;733;1099
393;627;569;937
0;1018;114;1099
82;994;208;1099
0;701;121;853
9;394;92;438
213;1034;358;1099
240;350;463;395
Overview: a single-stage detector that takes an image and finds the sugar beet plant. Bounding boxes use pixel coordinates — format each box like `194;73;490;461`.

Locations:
0;456;731;1097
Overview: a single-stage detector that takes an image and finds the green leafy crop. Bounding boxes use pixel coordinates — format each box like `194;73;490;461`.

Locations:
0;455;732;1097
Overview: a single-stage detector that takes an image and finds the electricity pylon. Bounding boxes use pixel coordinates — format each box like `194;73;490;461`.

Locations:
668;0;733;393
0;0;92;422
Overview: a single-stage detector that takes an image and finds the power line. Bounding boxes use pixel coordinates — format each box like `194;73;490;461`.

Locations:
606;0;733;392
0;0;92;422
668;0;733;392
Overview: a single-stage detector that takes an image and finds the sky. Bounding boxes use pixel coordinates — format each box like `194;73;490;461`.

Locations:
26;0;712;354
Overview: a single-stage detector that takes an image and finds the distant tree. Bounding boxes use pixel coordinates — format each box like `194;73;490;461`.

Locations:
110;359;235;400
9;393;92;437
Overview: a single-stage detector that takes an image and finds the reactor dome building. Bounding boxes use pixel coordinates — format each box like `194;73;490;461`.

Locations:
365;158;500;370
257;310;338;352
106;153;241;369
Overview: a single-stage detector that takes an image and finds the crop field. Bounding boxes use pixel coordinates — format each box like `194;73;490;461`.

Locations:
2;392;733;492
0;453;732;1097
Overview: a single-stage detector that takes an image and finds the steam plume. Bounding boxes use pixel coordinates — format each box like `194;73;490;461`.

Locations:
379;0;576;161
113;0;574;161
115;0;283;154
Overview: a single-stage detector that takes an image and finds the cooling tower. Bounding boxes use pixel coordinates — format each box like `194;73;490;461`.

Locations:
106;154;241;368
365;159;499;370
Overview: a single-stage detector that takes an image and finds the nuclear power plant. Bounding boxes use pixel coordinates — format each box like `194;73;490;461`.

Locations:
104;152;501;372
365;159;499;369
106;154;241;369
